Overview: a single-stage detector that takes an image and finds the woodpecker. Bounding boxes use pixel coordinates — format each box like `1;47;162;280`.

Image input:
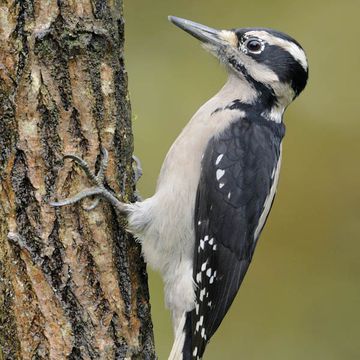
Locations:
51;16;308;360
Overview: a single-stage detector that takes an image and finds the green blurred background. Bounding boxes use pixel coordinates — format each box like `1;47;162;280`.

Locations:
124;1;360;359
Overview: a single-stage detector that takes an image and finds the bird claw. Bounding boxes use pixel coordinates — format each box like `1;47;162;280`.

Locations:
62;147;109;187
49;187;104;208
50;147;129;215
131;155;143;201
132;155;143;184
82;197;101;211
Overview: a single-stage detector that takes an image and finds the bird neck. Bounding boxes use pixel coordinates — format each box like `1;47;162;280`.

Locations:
225;71;286;123
220;72;258;104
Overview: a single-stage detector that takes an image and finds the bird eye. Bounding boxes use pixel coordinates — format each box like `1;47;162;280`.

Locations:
243;38;264;54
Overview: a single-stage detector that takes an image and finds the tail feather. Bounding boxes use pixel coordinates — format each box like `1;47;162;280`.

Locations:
168;312;192;360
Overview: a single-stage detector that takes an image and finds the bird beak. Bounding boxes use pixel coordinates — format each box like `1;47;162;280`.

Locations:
168;16;234;47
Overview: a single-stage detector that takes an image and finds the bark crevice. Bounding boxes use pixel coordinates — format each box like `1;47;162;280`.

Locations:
0;1;156;358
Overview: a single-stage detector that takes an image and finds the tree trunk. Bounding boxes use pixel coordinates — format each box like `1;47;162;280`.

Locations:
0;1;156;359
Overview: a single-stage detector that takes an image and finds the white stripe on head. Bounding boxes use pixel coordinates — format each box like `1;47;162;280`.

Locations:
245;30;308;71
240;53;279;83
205;36;279;87
227;46;279;85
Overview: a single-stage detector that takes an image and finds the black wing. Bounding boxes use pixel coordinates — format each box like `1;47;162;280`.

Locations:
184;117;284;359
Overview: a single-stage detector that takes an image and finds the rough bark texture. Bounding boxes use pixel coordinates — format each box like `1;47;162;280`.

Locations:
0;1;156;359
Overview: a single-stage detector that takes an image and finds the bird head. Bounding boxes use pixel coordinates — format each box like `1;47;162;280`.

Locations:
169;16;308;110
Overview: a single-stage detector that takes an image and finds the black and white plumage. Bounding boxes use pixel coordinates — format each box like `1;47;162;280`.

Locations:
186;110;284;359
165;17;307;360
50;16;308;360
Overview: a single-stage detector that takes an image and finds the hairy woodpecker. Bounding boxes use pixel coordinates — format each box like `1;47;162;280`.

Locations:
51;16;308;360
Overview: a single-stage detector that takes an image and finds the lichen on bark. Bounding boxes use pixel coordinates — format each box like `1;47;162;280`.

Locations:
0;1;156;359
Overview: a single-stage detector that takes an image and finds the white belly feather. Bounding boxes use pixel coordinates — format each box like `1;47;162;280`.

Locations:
126;75;256;329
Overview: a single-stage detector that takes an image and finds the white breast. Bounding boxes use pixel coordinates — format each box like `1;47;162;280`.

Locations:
126;74;257;328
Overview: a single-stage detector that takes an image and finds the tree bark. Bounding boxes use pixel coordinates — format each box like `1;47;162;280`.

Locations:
0;1;156;359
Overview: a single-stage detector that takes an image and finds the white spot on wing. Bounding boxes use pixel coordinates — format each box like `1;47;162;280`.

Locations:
215;154;224;165
200;288;206;301
196;272;202;283
201;261;207;271
219;183;225;189
196;320;200;332
193;347;198;356
216;169;225;181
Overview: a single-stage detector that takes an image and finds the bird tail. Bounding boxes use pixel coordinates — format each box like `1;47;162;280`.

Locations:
168;312;192;360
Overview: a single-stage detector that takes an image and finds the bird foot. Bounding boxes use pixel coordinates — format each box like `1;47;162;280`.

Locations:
132;155;143;201
132;155;143;184
50;147;129;214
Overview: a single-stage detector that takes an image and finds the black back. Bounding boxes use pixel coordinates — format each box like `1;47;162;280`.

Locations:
184;114;285;359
